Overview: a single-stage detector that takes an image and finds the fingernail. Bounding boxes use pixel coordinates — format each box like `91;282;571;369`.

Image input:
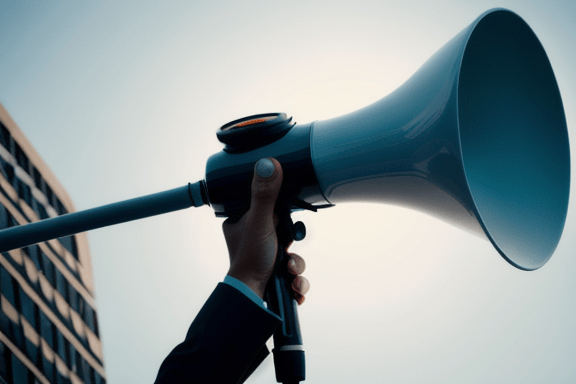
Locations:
289;259;297;272
292;279;301;292
293;277;309;293
255;158;275;178
300;279;310;293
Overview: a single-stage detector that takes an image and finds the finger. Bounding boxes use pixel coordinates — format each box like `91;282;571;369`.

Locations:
294;292;305;306
249;158;283;219
287;254;306;275
291;276;310;296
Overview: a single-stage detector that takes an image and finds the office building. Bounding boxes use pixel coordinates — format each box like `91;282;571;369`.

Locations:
0;104;105;383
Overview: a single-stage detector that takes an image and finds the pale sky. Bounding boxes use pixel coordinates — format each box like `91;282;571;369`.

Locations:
1;1;575;383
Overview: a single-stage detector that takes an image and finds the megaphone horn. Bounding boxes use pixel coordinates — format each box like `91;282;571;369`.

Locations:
206;8;570;271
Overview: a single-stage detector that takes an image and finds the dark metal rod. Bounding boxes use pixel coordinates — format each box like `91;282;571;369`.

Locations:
0;181;207;253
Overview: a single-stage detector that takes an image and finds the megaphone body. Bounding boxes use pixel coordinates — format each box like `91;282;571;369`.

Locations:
206;8;570;271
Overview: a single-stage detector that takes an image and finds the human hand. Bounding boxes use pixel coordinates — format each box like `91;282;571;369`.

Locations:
223;158;310;303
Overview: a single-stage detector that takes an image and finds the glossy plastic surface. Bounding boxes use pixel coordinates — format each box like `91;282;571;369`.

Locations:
205;122;329;218
310;9;570;270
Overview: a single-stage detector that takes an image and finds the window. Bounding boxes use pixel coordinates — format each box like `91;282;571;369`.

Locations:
81;358;92;384
0;303;10;338
55;329;67;365
32;166;42;190
73;350;82;378
39;311;54;349
9;214;18;228
55;198;67;216
0;265;16;306
55;269;69;302
0;340;9;382
77;296;85;320
0;122;10;150
23;182;33;206
18;287;37;330
41;349;54;383
68;343;77;375
95;371;106;384
89;366;97;384
0;266;24;349
0;205;8;229
27;245;41;272
14;143;30;174
84;305;93;330
31;197;49;220
68;285;79;313
0;157;14;183
64;338;71;369
0;300;24;351
12;177;22;198
41;252;56;287
16;178;32;206
84;305;99;336
11;354;29;384
59;236;78;260
92;311;100;338
24;337;40;366
56;368;70;384
44;183;54;208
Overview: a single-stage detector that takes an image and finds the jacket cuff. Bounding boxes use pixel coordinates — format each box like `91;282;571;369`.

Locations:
224;275;281;321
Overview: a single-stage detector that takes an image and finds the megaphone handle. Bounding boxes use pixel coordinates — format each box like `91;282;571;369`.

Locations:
266;213;306;384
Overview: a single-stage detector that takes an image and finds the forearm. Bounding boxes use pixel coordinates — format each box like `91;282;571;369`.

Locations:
155;283;281;384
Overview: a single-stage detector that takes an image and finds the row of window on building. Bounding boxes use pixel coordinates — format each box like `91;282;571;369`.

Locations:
0;123;69;219
22;246;98;338
0;252;100;358
0;117;104;383
0;205;98;338
1;267;104;384
0;339;104;384
0;154;78;263
0;203;81;297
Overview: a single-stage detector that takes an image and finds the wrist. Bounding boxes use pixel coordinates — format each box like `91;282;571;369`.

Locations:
227;269;269;299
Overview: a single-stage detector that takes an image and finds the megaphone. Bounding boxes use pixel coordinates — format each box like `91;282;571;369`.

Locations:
205;8;570;272
1;8;567;269
0;8;570;384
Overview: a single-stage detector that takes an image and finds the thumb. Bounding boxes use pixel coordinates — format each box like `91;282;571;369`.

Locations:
249;158;283;218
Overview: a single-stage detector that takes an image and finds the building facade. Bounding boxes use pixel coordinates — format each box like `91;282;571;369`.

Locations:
0;104;105;384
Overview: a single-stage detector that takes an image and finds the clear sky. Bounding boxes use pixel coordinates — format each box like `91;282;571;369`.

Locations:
1;1;575;383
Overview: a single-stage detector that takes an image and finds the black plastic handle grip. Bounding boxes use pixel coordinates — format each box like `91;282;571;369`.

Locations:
266;213;305;384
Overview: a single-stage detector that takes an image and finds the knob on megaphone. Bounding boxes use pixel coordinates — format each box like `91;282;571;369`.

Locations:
206;8;570;271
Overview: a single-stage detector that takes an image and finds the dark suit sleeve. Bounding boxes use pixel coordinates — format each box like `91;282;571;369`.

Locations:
155;283;281;384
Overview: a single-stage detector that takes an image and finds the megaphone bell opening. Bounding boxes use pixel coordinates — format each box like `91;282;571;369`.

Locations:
457;10;570;270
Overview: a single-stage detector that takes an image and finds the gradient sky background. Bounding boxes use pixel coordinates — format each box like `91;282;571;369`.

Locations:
1;1;575;383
